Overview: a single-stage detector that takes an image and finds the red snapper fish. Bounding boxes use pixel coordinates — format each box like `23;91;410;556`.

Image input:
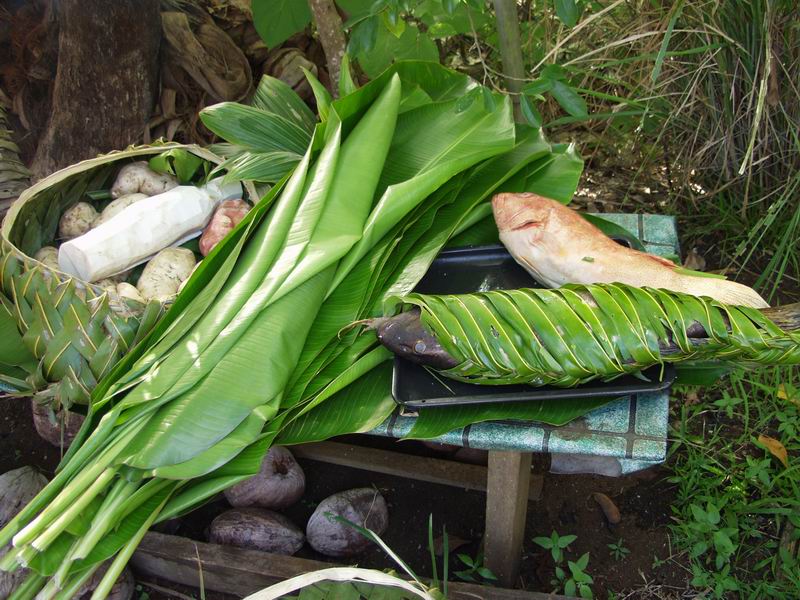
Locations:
491;192;769;308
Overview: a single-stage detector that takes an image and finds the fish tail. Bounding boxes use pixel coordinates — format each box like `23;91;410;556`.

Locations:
682;276;770;308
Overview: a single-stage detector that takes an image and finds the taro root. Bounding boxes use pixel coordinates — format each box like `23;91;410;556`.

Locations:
33;246;59;270
0;466;48;597
111;161;178;198
209;508;305;555
31;399;85;449
306;488;389;557
224;446;305;509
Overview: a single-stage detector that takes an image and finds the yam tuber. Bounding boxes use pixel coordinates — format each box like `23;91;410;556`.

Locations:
33;246;59;270
111;161;178;198
136;248;196;302
59;202;98;240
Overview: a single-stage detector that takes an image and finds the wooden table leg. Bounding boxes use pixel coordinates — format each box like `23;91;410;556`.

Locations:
484;450;532;588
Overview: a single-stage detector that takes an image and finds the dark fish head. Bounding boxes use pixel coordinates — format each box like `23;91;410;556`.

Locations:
373;308;458;370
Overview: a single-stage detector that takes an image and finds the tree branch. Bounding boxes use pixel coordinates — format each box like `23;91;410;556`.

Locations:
308;0;347;96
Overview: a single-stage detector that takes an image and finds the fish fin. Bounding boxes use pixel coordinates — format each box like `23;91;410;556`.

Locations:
673;266;727;280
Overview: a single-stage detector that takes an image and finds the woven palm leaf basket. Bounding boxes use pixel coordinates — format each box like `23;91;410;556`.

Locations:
0;143;255;410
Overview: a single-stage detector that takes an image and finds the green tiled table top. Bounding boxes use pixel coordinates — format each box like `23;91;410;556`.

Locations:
367;213;680;474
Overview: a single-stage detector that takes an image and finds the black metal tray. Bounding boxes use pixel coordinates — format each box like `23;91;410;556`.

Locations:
392;244;676;408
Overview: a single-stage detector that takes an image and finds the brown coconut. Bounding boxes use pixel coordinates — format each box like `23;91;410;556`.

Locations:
224;446;305;509
208;508;305;555
306;488;389;558
31;399;85;449
0;466;48;597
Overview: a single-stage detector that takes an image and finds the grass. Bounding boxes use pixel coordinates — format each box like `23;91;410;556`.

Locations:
667;366;800;598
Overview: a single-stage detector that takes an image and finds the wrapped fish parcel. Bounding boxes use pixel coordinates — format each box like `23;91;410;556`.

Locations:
58;177;241;282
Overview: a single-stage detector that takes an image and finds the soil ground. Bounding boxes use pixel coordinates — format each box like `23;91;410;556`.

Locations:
0;395;691;598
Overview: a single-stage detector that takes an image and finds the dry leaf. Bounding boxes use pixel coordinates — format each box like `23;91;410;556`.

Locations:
777;384;800;406
758;434;789;468
683;247;706;271
432;534;469;556
591;492;621;524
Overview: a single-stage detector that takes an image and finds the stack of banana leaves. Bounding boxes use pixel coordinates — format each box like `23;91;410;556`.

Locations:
0;62;588;598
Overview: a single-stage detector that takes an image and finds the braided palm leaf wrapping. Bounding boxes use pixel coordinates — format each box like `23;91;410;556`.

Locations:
391;284;800;387
0;144;253;408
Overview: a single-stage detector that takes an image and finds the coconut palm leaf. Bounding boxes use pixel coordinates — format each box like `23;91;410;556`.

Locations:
386;284;800;388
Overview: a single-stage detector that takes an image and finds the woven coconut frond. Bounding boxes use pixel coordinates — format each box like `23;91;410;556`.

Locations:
0;143;255;408
391;284;800;387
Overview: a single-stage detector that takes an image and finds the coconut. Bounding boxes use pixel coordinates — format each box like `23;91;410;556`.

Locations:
208;508;305;555
0;467;48;597
306;488;389;557
224;446;305;509
31;399;85;449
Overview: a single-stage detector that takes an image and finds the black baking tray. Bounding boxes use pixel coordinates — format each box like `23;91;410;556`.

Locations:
392;244;676;408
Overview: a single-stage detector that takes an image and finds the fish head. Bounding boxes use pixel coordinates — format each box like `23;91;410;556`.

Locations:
491;192;555;235
492;192;559;252
491;192;570;286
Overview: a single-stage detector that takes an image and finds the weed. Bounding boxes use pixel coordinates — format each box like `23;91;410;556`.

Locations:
534;532;594;598
533;530;577;564
452;551;497;584
607;539;630;561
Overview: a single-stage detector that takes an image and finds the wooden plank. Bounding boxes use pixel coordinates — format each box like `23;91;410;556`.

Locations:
292;441;543;500
132;532;568;600
484;451;532;588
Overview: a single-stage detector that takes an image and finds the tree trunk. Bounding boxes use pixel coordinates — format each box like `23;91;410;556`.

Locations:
31;0;161;179
492;0;526;122
308;0;347;96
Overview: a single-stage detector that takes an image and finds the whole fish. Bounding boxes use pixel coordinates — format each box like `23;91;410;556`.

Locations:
492;192;769;308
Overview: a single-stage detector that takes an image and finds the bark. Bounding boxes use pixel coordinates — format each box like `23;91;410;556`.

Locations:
307;0;347;96
30;0;161;179
492;0;526;122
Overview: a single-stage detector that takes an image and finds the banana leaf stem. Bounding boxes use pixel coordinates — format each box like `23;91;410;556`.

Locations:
6;571;45;600
0;405;124;548
90;493;171;600
13;416;146;549
68;478;140;562
30;467;116;551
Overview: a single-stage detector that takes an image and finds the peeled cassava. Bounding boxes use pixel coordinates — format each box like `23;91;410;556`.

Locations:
224;446;305;509
0;467;48;597
306;488;389;557
31;399;85;449
93;193;148;228
208;508;305;555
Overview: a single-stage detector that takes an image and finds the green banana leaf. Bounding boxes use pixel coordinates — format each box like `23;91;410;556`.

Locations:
404;396;617;440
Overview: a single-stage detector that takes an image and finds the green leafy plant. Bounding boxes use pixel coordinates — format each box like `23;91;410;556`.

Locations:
607;539;630;561
453;552;497;583
533;530;577;564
